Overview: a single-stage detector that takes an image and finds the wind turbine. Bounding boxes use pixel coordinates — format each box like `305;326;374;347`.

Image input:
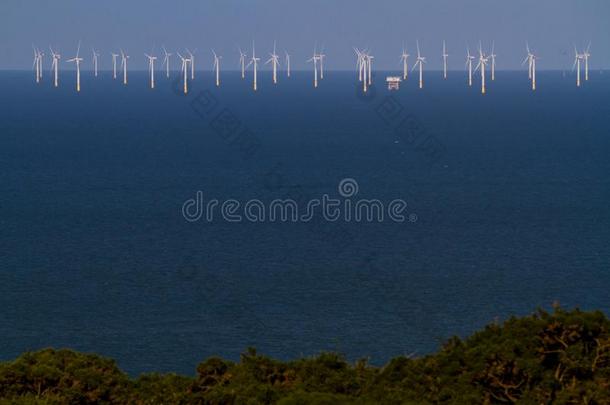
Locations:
489;41;496;81
318;45;326;80
186;48;196;80
238;47;247;79
573;46;584;87
92;48;100;77
66;41;83;92
466;45;475;86
366;53;374;85
111;52;119;79
442;40;448;79
307;46;320;88
412;40;426;89
32;46;41;83
356;49;368;92
522;43;538;90
266;41;280;84
531;52;538;91
177;52;190;94
474;42;489;94
212;50;222;87
285;51;291;77
400;45;410;80
162;46;172;78
50;46;61;87
145;52;157;89
120;49;129;85
37;49;44;81
246;41;260;91
583;42;591;81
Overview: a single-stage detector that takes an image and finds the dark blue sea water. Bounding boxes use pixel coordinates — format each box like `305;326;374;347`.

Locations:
1;70;609;375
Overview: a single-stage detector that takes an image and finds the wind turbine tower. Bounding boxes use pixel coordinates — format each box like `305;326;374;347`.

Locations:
573;46;584;87
307;48;320;88
177;52;190;94
50;47;61;87
186;48;196;80
442;41;448;79
400;46;410;80
412;41;426;89
266;41;280;84
367;53;374;85
120;50;129;85
489;41;497;81
162;47;172;78
285;51;291;77
239;48;246;79
111;53;119;79
145;52;157;89
32;47;41;83
92;49;100;77
67;41;83;92
584;43;591;81
212;50;222;87
246;42;260;91
466;46;475;86
474;43;489;94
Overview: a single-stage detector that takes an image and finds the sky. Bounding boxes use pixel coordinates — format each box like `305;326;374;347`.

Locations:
1;0;608;71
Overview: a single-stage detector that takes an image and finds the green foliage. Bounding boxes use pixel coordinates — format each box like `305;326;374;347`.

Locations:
2;307;610;404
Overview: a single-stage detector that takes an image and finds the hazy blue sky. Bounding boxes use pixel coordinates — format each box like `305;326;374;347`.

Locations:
1;0;608;71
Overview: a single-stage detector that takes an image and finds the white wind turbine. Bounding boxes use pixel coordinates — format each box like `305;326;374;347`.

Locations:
212;50;222;87
177;52;190;94
465;45;475;86
285;51;291;77
573;46;584;87
522;43;538;90
162;47;172;78
400;45;410;80
50;46;61;87
318;46;326;80
583;42;591;81
67;41;83;92
145;52;157;89
366;52;374;85
246;41;260;91
361;50;369;92
92;48;100;77
120;49;129;85
37;48;44;81
489;41;497;81
238;47;247;79
32;46;41;83
186;48;196;80
442;40;448;79
474;42;489;94
354;48;364;82
307;46;320;88
111;52;119;79
412;40;426;89
266;41;280;84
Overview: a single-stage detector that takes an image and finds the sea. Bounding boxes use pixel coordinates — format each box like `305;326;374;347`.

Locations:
1;70;609;376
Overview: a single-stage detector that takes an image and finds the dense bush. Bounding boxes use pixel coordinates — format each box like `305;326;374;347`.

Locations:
1;307;609;404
